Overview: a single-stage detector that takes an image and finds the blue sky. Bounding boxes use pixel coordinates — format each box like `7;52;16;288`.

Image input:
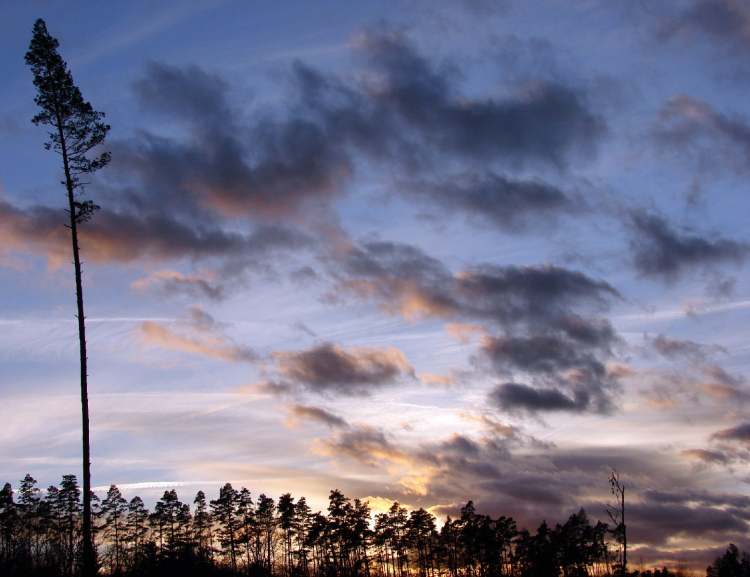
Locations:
3;0;750;571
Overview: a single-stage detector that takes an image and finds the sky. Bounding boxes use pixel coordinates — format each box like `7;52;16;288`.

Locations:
2;0;750;571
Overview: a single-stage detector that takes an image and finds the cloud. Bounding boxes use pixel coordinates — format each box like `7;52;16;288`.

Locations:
418;372;454;386
0;199;308;269
701;363;745;390
123;62;352;222
7;28;609;278
489;382;587;413
650;334;723;361
273;342;415;396
681;448;730;465
659;1;750;53
445;323;486;343
321;422;730;544
134;62;232;127
628;210;748;281
336;241;619;329
460;412;518;439
353;28;605;169
334;240;623;414
654;95;750;174
286;404;349;429
712;422;750;445
402;172;575;231
132;270;225;300
479;331;619;414
481;333;612;376
626;499;749;547
317;424;412;466
118;32;604;239
139;307;257;363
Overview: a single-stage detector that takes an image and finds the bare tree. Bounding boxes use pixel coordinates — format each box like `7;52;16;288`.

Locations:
607;469;627;577
25;18;111;577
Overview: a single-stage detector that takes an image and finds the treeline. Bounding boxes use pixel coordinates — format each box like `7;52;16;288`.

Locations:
0;472;694;577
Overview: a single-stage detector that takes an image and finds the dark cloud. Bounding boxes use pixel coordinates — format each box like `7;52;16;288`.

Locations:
655;95;750;173
273;342;414;396
326;423;742;550
489;382;587;413
337;240;619;328
334;240;622;414
0;199;308;268
320;418;750;562
354;29;605;169
702;364;745;388
289;29;605;231
643;488;750;511
680;448;731;465
320;424;409;466
115;62;352;222
481;333;611;376
480;330;619;414
626;499;749;547
134;62;232;127
9;28;609;281
114;31;604;239
132;270;225;301
712;422;750;445
659;1;750;53
287;404;349;429
289;266;319;285
403;172;575;231
629;543;750;574
628;210;748;281
434;264;618;331
650;334;724;361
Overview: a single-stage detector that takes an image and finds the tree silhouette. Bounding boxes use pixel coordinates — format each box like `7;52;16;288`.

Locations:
126;496;149;568
18;474;41;568
0;470;717;577
211;483;240;572
278;493;296;576
100;485;127;573
25;19;111;577
707;544;750;577
606;470;627;577
192;491;213;563
257;493;277;573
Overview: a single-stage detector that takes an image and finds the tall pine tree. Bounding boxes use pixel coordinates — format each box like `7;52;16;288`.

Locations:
25;19;110;577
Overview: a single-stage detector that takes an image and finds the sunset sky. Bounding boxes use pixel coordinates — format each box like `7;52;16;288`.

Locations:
2;0;750;571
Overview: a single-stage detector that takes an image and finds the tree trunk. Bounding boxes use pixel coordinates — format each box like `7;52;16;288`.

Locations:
622;487;627;577
58;116;94;577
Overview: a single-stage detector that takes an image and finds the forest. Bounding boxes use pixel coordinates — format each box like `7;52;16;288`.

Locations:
0;473;744;577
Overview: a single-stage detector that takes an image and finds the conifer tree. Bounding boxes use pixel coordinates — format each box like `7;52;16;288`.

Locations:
153;490;183;557
25;19;111;577
236;488;254;569
125;497;148;567
193;491;213;561
278;493;296;576
294;496;312;575
256;494;277;573
57;475;82;576
0;483;17;565
18;474;41;565
211;483;240;571
100;485;127;573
